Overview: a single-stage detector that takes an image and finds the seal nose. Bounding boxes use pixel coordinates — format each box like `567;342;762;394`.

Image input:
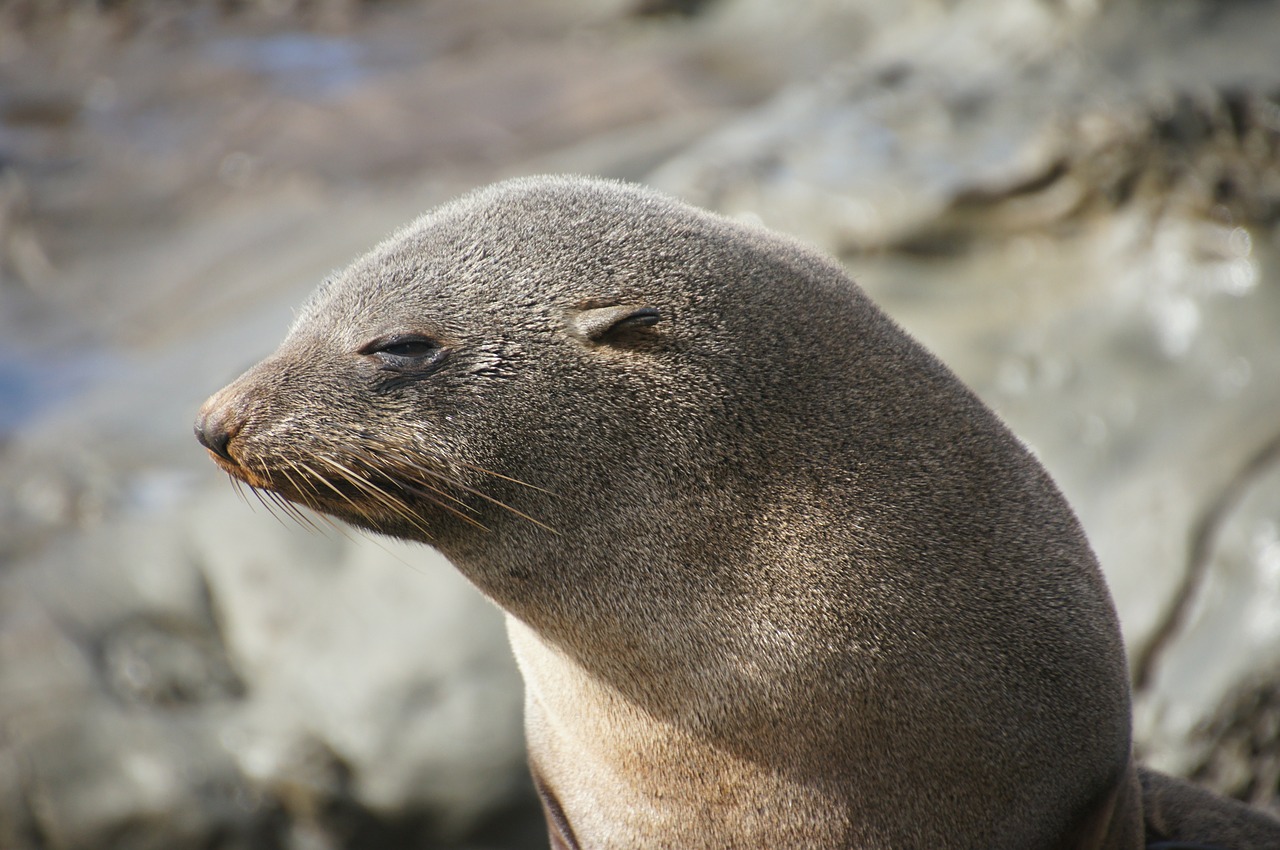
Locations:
194;396;241;463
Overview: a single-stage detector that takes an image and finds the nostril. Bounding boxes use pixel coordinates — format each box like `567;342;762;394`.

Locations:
194;404;238;462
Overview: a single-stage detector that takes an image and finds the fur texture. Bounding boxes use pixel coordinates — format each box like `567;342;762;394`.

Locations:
196;176;1280;848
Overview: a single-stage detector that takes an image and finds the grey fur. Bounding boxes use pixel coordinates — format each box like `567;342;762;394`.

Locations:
196;175;1280;848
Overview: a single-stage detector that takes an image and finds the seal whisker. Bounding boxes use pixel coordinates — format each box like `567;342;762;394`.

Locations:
299;493;363;543
280;457;326;498
338;443;500;532
247;485;292;528
360;448;557;533
293;457;376;513
317;455;424;526
275;464;362;543
386;479;491;532
276;461;334;534
408;468;558;534
449;459;556;496
264;485;323;532
319;452;486;533
228;475;252;507
348;444;482;515
269;460;317;521
312;454;442;538
358;437;554;499
347;440;549;530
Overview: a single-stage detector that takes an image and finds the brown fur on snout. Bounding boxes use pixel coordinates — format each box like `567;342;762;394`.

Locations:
198;175;1280;848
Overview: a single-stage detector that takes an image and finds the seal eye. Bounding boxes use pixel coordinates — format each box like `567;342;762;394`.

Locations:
378;339;438;358
359;334;447;373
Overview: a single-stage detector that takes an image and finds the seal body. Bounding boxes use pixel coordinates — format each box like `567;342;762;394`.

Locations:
195;176;1280;848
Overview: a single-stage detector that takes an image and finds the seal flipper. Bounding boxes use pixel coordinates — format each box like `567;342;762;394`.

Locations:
1140;767;1280;849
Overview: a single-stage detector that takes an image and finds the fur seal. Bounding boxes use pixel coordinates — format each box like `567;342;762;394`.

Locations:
195;175;1280;848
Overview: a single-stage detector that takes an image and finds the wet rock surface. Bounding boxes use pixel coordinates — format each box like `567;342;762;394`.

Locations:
2;0;1280;847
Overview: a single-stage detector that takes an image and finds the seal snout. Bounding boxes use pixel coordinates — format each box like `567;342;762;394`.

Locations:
194;391;243;464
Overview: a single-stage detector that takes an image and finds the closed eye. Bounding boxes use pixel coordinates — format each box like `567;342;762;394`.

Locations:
358;334;448;373
378;339;438;358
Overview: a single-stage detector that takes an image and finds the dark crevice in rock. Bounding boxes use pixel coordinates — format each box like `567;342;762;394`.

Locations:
1132;427;1280;691
1187;668;1280;813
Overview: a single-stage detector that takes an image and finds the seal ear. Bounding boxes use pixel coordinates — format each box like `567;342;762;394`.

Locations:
570;304;661;343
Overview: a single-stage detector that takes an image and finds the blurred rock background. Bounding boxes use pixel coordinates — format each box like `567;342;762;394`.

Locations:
1;0;1278;847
